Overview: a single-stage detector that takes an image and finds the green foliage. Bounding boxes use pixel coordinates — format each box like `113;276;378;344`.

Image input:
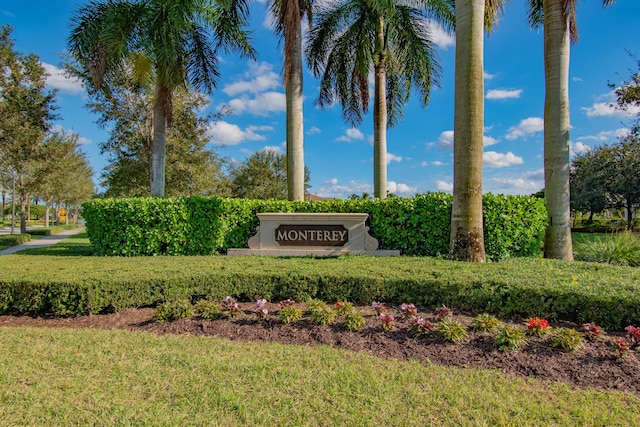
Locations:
26;225;79;236
472;313;502;332
551;328;585;353
0;233;31;246
342;310;366;332
194;299;222;320
82;193;547;259
278;305;304;324
307;299;336;325
494;324;527;351
574;232;640;266
335;300;355;316
437;317;468;343
154;300;194;323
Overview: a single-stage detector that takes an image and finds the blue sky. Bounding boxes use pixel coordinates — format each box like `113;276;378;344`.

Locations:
3;1;639;198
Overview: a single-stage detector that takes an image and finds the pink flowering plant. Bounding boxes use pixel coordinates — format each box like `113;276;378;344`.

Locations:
400;303;418;320
527;317;550;336
410;316;433;337
625;326;640;348
253;299;269;321
379;313;395;330
371;301;390;315
222;296;242;318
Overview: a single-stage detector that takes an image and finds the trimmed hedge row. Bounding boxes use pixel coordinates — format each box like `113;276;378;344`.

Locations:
0;234;31;246
0;256;638;329
26;225;80;236
82;194;547;260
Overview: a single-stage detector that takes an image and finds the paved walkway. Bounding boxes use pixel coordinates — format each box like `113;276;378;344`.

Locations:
0;227;86;255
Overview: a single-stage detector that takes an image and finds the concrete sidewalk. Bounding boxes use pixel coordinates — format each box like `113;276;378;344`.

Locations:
0;227;86;255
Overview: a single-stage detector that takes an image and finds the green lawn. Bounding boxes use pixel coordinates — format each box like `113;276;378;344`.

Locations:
0;326;638;426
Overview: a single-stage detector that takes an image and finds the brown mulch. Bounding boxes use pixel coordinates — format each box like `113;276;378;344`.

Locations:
1;303;639;397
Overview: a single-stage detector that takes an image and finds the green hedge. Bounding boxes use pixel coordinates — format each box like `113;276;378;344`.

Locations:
0;256;638;329
26;225;79;236
82;194;547;260
0;234;31;246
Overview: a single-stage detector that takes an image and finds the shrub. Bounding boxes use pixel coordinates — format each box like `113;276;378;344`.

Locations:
194;300;222;320
278;305;303;324
26;225;79;236
0;234;31;246
472;313;502;332
574;232;640;267
343;310;366;331
155;299;194;322
495;324;527;351
551;328;585;353
307;299;336;325
335;300;355;316
437;317;467;343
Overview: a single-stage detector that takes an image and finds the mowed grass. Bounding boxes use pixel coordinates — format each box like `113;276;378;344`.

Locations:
0;327;638;426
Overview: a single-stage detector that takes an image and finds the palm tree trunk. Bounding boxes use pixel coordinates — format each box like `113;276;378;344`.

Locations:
543;0;573;260
286;20;305;201
374;16;388;200
449;0;486;262
151;76;167;197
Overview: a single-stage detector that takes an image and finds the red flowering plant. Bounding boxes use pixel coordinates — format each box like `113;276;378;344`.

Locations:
379;313;395;330
410;316;433;337
335;300;355;316
613;337;631;359
434;305;452;320
581;323;606;341
400;303;418;320
625;326;640;348
526;317;550;336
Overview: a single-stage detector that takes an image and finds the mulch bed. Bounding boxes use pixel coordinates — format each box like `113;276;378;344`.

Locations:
1;303;639;396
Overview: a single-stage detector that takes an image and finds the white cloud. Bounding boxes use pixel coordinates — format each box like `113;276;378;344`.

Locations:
483;136;499;147
42;62;84;94
483;151;524;168
228;91;286;116
486;89;523;100
572;76;583;82
50;124;92;145
571;141;591;156
505;117;544;140
484;72;495;80
436;180;453;192
222;62;280;96
387;181;417;195
306;126;321;135
387;153;402;164
490;177;543;193
261;145;282;153
577;128;630;142
435;130;454;151
336;127;365;142
317;179;373;199
428;20;455;50
206;121;273;145
582;102;640;118
421;161;429;167
431;160;445;166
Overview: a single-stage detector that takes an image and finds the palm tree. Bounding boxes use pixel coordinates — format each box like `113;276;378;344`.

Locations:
527;0;615;260
68;0;255;197
449;0;504;262
269;0;313;201
306;0;454;199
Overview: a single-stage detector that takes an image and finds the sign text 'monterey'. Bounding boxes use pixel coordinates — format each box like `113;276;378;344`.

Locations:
275;224;348;247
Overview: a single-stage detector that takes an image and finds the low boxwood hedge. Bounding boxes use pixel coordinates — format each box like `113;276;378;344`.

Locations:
26;225;80;236
0;256;638;329
0;234;31;246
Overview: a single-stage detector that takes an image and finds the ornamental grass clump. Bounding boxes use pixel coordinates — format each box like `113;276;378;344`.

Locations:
307;299;336;325
343;310;366;332
437;317;467;343
551;327;585;353
194;300;222;320
154;299;194;323
278;299;303;324
495;324;527;351
526;317;550;336
472;313;502;332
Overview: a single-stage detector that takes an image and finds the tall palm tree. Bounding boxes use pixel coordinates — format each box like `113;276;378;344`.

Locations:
306;0;454;199
68;0;255;197
527;0;615;260
270;0;313;201
449;0;504;262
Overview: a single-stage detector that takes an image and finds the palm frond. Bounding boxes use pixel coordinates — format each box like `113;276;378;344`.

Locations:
526;0;543;29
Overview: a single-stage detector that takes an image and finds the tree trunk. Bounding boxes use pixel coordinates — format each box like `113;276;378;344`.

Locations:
373;16;388;200
543;0;573;260
286;19;305;201
150;76;167;197
2;188;5;221
627;197;633;230
449;0;486;262
19;174;27;234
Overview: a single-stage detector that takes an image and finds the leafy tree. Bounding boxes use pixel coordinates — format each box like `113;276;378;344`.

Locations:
68;0;255;197
527;0;615;260
449;0;505;262
230;151;310;200
570;148;608;221
610;57;640;130
270;0;313;201
0;25;57;233
607;134;640;229
306;0;454;200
